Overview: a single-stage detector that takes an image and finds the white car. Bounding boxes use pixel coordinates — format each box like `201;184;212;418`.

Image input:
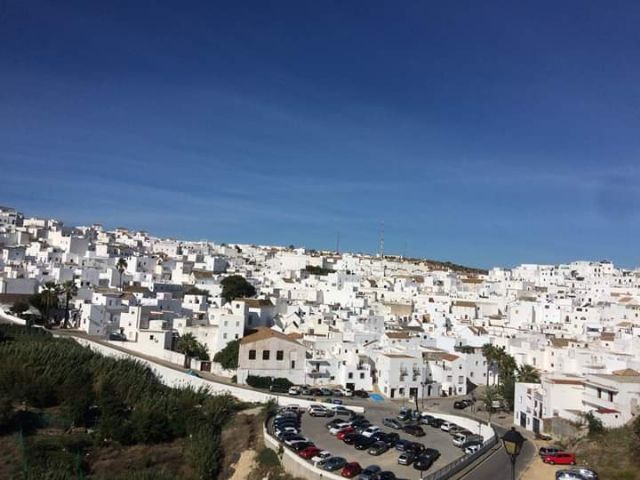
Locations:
440;421;455;432
336;388;353;397
464;444;481;454
311;451;331;465
284;436;307;446
288;386;300;396
329;422;352;435
361;426;381;438
275;426;298;436
452;434;466;447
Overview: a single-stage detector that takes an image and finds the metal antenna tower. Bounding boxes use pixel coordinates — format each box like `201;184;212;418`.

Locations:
379;221;384;258
336;231;340;254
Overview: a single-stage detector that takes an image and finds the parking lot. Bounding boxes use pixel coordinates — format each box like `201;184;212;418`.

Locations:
299;406;466;479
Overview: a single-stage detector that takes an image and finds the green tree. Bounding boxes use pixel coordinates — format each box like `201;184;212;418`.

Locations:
61;280;78;329
41;281;61;328
220;275;256;304
213;339;240;369
176;333;209;368
516;364;541;383
116;258;128;290
0;395;13;431
583;411;604;435
480;385;501;423
481;343;498;386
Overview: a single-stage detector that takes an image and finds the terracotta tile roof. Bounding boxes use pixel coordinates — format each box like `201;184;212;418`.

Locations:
385;332;411;339
452;301;477;308
242;298;274;308
240;327;303;346
600;332;615;341
612;368;640;376
441;353;460;362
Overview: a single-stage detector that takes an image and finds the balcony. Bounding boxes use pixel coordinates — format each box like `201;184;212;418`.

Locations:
307;371;331;379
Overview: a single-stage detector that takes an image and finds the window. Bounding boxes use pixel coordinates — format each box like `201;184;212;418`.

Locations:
348;372;353;379
249;350;256;360
360;373;365;379
263;350;270;360
291;360;296;369
608;391;614;402
276;350;284;361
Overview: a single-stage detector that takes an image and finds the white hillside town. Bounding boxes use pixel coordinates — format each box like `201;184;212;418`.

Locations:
1;204;640;440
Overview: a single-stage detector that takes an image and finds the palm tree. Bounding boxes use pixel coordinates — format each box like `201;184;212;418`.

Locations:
516;364;541;383
42;281;61;328
176;333;209;368
116;258;128;291
61;280;78;329
482;343;497;386
480;385;501;423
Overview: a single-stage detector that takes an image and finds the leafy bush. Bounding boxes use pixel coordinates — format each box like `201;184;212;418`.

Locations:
247;375;273;389
213;339;240;369
257;447;280;468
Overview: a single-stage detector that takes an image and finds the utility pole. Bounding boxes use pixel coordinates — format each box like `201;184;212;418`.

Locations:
378;221;384;258
336;231;340;254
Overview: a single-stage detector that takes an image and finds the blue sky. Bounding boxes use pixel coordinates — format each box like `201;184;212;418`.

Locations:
1;1;639;268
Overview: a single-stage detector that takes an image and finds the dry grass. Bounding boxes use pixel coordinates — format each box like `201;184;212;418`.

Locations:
568;425;640;480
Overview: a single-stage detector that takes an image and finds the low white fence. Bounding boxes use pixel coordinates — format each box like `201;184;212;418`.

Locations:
70;336;365;412
426;412;495;442
0;309;27;326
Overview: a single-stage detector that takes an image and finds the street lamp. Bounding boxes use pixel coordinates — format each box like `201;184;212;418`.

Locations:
501;427;526;480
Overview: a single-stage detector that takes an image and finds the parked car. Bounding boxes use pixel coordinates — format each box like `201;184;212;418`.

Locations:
421;448;441;462
352;419;372;430
429;418;445;428
403;424;425;437
367;441;389;456
374;472;397;480
327;419;345;429
291;441;315;452
353;389;370;398
332;389;344;397
275;426;298;436
420;414;435;425
283;435;306;446
288;386;301;396
341;462;362;478
333;406;353;416
453;433;483;447
453;400;467;409
539;446;562;457
358;464;381;480
543;452;577;465
343;432;362;445
383;418;403;429
311;450;332;465
440;421;455;432
337;427;356;440
310;388;324;396
558;468;598;480
361;426;381;438
380;432;400;447
464;443;482;454
448;425;468;436
556;472;588;480
310;406;334;417
354;436;375;450
394;439;412;452
321;456;348;471
330;422;353;435
405;442;425;454
398;451;416;466
299;446;321;459
320;388;333;396
413;455;435;471
186;369;200;377
462;440;483;452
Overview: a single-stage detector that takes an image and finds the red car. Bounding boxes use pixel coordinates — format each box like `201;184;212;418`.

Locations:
341;462;362;478
542;452;576;465
299;446;321;459
336;427;355;440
